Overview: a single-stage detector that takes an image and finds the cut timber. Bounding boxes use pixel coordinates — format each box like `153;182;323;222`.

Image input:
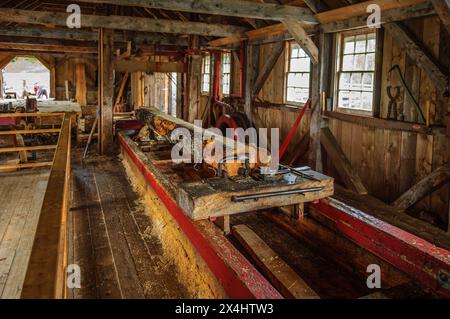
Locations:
0;129;60;135
0;9;247;38
0;42;96;54
75;63;87;107
392;162;450;210
76;0;318;23
114;60;184;73
282;20;319;64
383;22;448;94
431;0;450;35
253;41;285;97
0;145;57;153
177;171;334;220
232;225;319;299
0;162;52;171
320;127;368;195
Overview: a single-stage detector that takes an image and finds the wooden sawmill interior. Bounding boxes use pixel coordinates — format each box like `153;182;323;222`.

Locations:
0;0;449;300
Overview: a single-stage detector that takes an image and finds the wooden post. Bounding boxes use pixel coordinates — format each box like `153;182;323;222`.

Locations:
49;57;56;99
187;35;201;123
98;28;115;155
244;43;259;123
308;33;322;171
75;63;87;107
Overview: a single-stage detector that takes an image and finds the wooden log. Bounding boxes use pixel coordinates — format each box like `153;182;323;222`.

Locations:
320;127;368;195
0;9;247;38
76;0;318;23
0;162;53;171
232;224;319;299
21;114;71;299
392;163;450;210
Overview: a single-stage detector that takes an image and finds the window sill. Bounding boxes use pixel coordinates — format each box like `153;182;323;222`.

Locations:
324;111;446;136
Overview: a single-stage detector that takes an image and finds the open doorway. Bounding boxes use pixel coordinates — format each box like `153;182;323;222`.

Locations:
1;56;50;100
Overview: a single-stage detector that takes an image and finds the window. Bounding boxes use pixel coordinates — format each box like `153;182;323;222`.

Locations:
222;52;231;96
201;55;211;94
336;31;376;112
286;42;311;104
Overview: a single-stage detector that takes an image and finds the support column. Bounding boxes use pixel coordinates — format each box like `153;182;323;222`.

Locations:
244;43;259;123
187;35;201;123
75;63;87;107
98;28;114;155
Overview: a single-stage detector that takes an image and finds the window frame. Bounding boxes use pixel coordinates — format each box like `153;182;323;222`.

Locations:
201;54;211;95
221;52;232;96
333;29;378;116
284;41;312;106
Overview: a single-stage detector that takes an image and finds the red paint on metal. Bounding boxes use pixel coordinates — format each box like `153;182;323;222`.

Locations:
118;134;282;299
313;199;450;298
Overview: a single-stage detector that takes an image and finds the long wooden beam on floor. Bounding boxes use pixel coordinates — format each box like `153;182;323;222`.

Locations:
392;163;450;210
21;114;72;299
77;0;318;23
0;8;247;38
320;127;368;195
232;224;319;299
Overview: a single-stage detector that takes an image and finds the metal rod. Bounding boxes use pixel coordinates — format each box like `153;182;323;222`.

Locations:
231;187;325;202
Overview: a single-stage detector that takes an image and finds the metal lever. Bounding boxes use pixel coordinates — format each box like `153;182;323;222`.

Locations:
231;187;325;202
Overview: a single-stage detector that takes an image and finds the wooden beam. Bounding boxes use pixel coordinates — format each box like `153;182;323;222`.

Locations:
0;26;190;46
76;0;318;23
253;41;284;97
315;0;427;24
208;1;432;47
75;63;87;107
0;129;61;135
99;29;115;155
0;9;247;38
114;72;130;112
0;42;96;54
320;127;368;195
383;22;448;94
114;60;185;73
392;163;450;210
282;19;319;64
21;114;71;299
232;224;319;299
0;145;57;153
245;44;259;122
431;0;450;35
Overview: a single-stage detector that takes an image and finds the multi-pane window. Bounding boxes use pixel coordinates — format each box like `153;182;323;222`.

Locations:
286;42;311;104
201;55;211;94
222;52;231;96
336;31;376;112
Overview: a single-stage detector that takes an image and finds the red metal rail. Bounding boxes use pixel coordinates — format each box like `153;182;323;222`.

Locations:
313;199;450;298
118;134;282;299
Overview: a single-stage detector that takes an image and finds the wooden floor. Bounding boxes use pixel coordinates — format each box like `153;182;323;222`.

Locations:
69;150;189;299
0;168;49;299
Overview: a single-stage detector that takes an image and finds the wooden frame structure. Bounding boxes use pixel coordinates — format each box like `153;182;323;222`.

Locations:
20;113;72;299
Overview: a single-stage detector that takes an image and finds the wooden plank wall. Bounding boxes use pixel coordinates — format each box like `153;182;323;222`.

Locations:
223;16;450;230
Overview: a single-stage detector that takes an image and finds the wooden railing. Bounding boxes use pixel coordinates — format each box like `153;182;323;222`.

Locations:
21;113;72;299
0;113;65;171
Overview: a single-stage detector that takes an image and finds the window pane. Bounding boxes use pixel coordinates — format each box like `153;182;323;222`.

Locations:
343;55;354;71
367;33;376;52
339;73;351;90
350;91;362;108
344;36;355;54
353;54;366;70
362;92;373;110
338;91;350;108
362;73;374;91
365;53;375;71
350;73;362;91
355;34;366;53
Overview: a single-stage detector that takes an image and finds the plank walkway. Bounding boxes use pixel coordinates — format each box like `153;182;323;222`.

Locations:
69;151;189;299
0;169;49;299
